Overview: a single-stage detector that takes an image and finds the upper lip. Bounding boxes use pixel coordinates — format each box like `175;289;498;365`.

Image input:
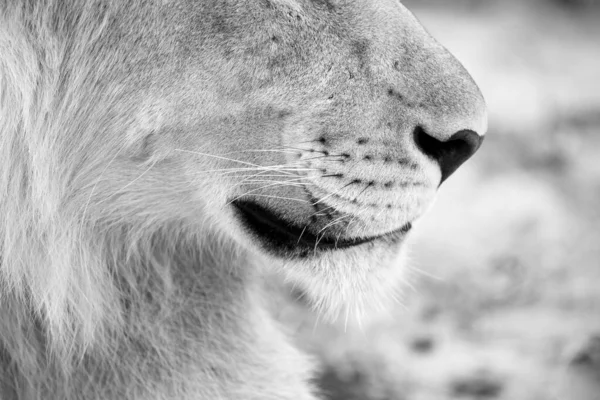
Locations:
231;199;411;258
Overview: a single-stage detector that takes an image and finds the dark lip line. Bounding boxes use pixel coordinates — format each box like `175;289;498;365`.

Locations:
231;199;411;257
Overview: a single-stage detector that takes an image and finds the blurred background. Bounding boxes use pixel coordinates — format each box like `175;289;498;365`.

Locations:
284;1;600;399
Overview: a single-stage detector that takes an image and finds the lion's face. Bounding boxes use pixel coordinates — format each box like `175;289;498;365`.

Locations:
41;0;486;318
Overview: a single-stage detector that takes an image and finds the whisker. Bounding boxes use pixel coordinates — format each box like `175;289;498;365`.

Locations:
294;139;322;145
222;149;299;155
226;193;310;206
318;214;351;235
237;172;308;186
313;233;324;257
344;306;350;333
312;311;322;335
280;146;320;153
352;184;371;203
240;176;307;185
244;194;310;203
175;149;303;176
235;179;309;197
281;146;346;158
237;174;307;179
406;265;443;281
239;181;306;191
307;204;336;219
240;180;305;186
175;148;264;166
296;225;308;245
192;167;272;174
402;277;419;294
236;170;287;186
295;155;333;162
312;182;354;206
190;166;317;179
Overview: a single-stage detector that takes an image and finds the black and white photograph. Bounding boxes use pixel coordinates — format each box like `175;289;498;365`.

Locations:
0;0;598;399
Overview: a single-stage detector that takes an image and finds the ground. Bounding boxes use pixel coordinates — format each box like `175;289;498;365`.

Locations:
288;2;600;399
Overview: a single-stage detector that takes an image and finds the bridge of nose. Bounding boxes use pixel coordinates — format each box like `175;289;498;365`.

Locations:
336;1;488;143
398;45;488;141
386;6;487;141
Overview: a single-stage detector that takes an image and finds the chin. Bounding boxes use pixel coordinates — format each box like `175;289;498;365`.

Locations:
228;198;414;323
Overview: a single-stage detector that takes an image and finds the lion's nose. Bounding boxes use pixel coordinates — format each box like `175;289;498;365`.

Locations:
413;126;483;184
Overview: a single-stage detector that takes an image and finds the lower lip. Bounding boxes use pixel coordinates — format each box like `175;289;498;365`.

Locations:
231;200;412;258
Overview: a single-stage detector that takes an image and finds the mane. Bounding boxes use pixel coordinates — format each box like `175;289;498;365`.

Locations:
1;0;119;350
0;0;223;382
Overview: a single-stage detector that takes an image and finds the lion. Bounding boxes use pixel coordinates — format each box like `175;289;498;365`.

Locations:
0;0;487;399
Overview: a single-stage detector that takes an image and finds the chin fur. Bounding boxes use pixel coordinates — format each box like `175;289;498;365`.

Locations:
277;243;411;326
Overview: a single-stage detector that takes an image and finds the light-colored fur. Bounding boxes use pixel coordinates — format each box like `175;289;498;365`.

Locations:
0;1;486;399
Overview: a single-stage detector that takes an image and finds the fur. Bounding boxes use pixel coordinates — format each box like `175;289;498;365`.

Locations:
0;1;486;399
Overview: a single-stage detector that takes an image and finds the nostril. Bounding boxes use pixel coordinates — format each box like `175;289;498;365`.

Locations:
413;126;483;184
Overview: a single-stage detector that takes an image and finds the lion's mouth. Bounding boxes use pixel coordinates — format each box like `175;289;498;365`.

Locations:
231;200;412;258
